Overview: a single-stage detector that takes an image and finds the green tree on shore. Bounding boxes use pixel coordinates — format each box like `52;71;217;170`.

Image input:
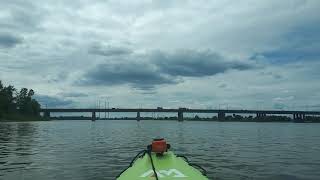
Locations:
0;80;41;120
0;81;16;116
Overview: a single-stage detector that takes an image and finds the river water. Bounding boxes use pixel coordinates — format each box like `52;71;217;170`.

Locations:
0;120;320;180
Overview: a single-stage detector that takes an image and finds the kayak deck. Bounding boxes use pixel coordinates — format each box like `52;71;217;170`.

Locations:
117;151;208;180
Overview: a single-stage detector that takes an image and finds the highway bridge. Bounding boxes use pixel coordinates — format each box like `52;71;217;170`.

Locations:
40;108;320;122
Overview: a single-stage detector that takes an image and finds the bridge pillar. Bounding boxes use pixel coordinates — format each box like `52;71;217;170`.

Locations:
92;111;96;121
256;113;267;121
44;111;50;118
256;113;266;117
137;111;141;121
178;111;184;121
218;112;225;121
293;113;305;123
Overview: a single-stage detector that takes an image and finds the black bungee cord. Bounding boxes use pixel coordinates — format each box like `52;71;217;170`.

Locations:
116;149;159;180
147;150;159;180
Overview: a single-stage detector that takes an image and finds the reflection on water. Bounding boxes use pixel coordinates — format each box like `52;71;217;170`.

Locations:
0;120;320;180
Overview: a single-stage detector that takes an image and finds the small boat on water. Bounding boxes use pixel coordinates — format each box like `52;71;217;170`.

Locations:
117;138;208;180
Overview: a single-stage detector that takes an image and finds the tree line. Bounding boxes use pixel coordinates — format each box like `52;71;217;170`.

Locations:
0;80;41;120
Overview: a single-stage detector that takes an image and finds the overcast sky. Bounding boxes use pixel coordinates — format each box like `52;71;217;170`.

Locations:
0;0;319;110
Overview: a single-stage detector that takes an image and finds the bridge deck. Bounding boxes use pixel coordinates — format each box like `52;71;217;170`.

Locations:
40;108;320;115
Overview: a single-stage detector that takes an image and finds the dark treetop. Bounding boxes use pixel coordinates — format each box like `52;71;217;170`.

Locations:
0;80;42;121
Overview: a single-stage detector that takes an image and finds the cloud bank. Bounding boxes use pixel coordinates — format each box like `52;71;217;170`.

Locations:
0;0;319;109
79;50;255;89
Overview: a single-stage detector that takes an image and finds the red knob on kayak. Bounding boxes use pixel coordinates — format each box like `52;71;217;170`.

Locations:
150;138;170;154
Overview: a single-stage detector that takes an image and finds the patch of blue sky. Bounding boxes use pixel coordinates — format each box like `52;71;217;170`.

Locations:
251;20;320;64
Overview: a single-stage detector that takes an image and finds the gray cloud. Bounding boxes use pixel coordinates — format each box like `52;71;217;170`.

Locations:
78;61;177;90
152;50;254;77
218;83;227;88
259;71;284;80
273;102;287;110
88;43;132;56
0;1;42;33
0;33;23;48
78;49;254;90
0;0;319;109
34;95;73;108
59;92;89;98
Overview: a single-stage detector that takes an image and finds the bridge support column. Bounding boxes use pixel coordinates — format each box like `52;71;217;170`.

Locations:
256;113;267;121
293;113;305;123
44;111;50;119
256;113;266;117
92;111;96;121
218;112;225;121
178;111;184;121
137;112;141;121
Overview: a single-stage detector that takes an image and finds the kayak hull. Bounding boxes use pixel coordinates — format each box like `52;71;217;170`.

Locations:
117;151;208;180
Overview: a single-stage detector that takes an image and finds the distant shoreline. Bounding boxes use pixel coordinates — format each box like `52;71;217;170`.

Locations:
0;119;50;122
49;115;320;123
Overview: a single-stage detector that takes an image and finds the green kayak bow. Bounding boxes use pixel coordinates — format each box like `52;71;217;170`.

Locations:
117;139;209;180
